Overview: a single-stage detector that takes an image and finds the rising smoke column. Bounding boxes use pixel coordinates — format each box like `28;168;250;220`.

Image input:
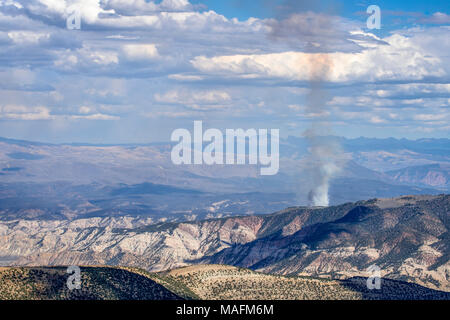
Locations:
267;1;344;207
304;53;342;207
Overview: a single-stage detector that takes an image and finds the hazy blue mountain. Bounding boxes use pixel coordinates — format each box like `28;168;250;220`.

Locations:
0;136;448;221
385;164;449;191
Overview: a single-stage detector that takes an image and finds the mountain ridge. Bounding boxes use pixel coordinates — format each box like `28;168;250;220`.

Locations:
1;194;448;291
1;264;449;300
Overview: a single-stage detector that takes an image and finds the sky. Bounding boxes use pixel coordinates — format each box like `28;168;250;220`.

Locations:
0;0;449;144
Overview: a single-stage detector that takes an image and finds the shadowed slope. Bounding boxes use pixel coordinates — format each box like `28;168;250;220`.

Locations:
0;266;182;300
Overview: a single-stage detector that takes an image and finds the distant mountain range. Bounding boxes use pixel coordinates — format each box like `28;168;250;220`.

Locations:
0;136;448;223
1;136;449;297
386;164;449;189
1;194;448;292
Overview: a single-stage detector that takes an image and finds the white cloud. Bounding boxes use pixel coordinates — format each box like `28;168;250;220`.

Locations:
122;43;159;61
54;47;119;70
144;110;195;118
369;116;386;124
328;94;449;110
288;104;303;111
154;89;231;110
81;48;119;65
7;31;49;44
0;104;120;121
102;0;194;15
160;0;191;10
328;96;396;108
9;0;260;32
413;114;448;121
369;84;450;98
421;12;450;24
0;1;22;9
191;29;448;83
0;1;448;139
79;106;91;114
0;105;52;120
70;113;119;120
168;74;203;81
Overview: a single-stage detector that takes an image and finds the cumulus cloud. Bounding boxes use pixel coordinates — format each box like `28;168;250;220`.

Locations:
421;12;450;24
191;28;449;84
144;110;196;119
0;105;52;120
369;115;386;124
70;113;120;120
328;94;449;110
168;73;204;81
53;46;119;73
154;89;232;110
0;103;120;121
413;113;448;121
369;84;450;99
122;43;159;60
3;0;261;32
101;0;196;15
0;0;448;140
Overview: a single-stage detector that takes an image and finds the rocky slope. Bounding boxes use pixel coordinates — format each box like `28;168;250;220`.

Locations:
1;264;448;300
0;266;181;300
203;195;450;291
0;195;448;291
152;264;450;300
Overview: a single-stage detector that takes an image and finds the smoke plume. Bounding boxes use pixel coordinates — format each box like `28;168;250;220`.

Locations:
303;53;342;207
267;1;344;207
